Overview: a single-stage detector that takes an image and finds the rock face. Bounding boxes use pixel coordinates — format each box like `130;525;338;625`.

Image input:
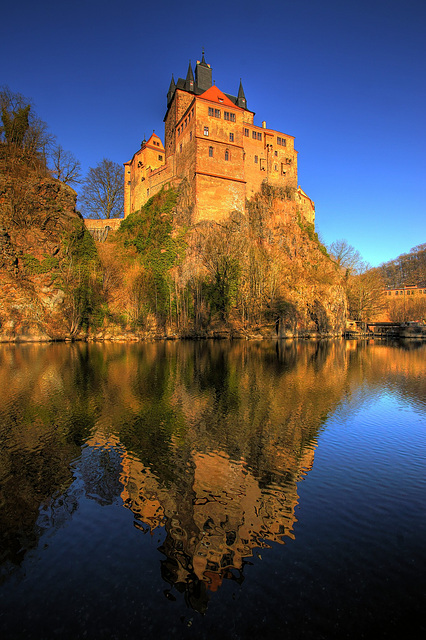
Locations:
0;149;98;341
0;149;347;342
106;184;347;340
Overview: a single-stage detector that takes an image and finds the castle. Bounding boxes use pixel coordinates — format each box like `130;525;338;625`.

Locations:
124;52;315;225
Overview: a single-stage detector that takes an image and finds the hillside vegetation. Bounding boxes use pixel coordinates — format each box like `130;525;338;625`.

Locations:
0;144;348;341
94;183;346;339
376;244;426;288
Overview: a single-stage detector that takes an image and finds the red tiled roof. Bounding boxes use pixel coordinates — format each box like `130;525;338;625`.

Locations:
199;85;242;109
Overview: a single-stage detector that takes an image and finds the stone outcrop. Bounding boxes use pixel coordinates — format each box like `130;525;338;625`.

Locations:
0;148;98;341
0;148;346;342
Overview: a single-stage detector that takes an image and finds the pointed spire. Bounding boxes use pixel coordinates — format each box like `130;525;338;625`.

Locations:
167;74;176;106
237;79;247;109
185;61;195;92
201;48;207;65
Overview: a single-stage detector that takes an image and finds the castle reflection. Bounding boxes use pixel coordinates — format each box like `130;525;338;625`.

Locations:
0;339;425;610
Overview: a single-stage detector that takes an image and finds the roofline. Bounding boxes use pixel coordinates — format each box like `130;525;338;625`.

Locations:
124;135;165;166
247;123;295;139
164;85;251;121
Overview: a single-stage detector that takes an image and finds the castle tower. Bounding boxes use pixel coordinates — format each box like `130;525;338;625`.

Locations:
124;53;315;228
195;50;212;92
185;61;195;92
167;74;176;108
236;80;247;109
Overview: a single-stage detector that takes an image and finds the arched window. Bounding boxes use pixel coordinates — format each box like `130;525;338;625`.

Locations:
225;150;229;161
209;146;213;157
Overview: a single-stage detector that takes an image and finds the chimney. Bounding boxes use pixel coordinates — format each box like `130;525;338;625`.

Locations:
262;121;266;129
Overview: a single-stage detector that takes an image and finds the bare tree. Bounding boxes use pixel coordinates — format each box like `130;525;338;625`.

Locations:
80;158;124;219
50;144;81;184
328;238;387;321
0;86;54;159
346;269;386;322
329;239;365;276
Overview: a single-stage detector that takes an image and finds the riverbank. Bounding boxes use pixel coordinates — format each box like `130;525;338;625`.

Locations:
0;327;345;343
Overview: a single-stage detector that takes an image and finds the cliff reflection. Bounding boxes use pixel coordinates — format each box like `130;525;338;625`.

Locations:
1;339;424;610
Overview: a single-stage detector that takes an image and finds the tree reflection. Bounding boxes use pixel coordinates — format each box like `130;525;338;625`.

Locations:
0;339;425;609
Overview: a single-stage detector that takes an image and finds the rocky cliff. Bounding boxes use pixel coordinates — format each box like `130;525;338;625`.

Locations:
0;147;99;341
0;150;346;341
100;183;347;339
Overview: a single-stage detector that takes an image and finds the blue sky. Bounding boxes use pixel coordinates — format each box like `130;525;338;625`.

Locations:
2;0;425;267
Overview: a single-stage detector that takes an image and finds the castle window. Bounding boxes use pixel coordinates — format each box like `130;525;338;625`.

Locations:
147;189;150;196
204;126;209;136
257;132;262;140
225;150;229;161
224;111;236;122
190;131;193;141
252;131;257;139
215;109;221;118
274;164;278;171
158;155;163;161
254;155;258;163
208;107;214;116
274;150;278;157
229;132;234;142
244;128;249;137
179;143;182;153
209;146;213;157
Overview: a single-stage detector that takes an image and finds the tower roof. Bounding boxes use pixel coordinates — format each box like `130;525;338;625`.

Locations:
165;54;250;119
185;61;195;91
199;85;243;109
237;79;247;108
199;48;209;66
168;74;176;93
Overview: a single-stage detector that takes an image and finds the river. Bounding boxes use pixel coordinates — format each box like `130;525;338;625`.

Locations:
0;339;425;639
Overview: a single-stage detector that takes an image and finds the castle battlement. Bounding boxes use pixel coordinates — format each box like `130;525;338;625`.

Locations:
124;53;315;226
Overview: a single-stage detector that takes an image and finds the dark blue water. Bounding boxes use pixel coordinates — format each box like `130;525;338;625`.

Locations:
0;340;425;639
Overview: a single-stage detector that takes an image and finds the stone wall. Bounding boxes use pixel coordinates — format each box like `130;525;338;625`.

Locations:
124;81;314;228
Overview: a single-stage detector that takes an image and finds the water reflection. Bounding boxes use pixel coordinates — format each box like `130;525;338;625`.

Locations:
0;339;425;613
